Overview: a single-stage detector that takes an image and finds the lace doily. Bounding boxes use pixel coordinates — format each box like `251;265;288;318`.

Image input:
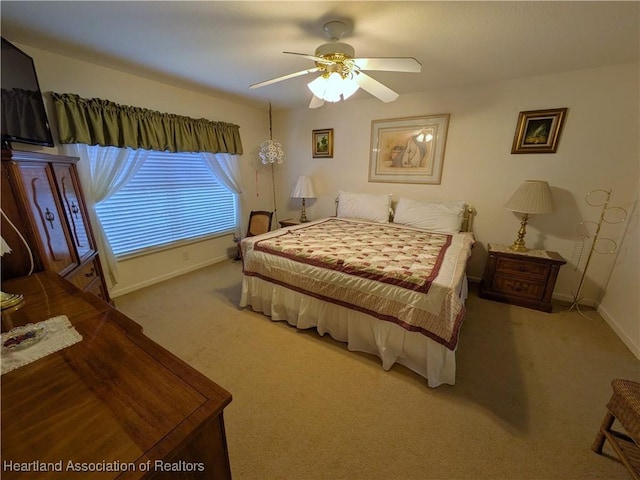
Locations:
1;315;83;375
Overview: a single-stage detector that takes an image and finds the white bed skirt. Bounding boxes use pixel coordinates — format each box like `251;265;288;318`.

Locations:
240;275;463;387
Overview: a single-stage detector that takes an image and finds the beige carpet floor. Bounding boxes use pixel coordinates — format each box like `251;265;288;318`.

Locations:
115;259;639;480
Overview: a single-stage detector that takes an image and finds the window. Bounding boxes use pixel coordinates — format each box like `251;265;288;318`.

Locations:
96;150;236;257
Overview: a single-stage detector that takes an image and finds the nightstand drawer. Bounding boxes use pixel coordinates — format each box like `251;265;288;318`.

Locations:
492;276;545;300
479;244;566;312
495;257;550;281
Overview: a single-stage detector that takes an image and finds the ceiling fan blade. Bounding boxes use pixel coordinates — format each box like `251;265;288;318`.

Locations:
353;57;422;73
250;67;321;89
309;95;325;109
354;72;399;103
283;51;333;64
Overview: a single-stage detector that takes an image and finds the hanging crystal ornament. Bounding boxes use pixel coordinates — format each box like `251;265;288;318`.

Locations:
259;139;284;164
259;103;285;165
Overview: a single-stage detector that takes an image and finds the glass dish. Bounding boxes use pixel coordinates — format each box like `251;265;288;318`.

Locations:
2;324;47;351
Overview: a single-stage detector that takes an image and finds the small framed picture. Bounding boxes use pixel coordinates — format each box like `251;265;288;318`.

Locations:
511;108;568;154
312;129;333;158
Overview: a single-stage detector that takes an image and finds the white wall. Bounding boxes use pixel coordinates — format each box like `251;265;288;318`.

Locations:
598;199;639;358
13;44;278;297
11;44;638;357
274;64;639;357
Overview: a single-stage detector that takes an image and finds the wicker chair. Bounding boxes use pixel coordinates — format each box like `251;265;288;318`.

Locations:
234;211;273;260
592;379;640;479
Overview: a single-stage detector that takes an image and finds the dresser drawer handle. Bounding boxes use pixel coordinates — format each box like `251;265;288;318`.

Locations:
84;267;96;278
45;208;55;229
506;281;525;292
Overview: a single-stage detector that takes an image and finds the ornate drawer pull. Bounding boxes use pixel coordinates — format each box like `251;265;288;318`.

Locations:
84;267;95;278
45;208;55;229
506;281;525;292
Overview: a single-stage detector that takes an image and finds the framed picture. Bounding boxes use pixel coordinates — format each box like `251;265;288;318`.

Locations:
312;128;333;158
369;114;450;184
511;108;568;154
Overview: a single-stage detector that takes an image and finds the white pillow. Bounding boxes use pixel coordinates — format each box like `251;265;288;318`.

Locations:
337;190;392;223
393;197;466;233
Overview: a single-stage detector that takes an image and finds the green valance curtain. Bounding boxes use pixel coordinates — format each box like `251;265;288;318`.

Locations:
52;93;243;155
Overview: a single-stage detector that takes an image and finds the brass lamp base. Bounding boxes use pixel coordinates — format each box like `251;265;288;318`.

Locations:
509;242;529;252
1;291;24;310
508;213;530;252
299;198;309;223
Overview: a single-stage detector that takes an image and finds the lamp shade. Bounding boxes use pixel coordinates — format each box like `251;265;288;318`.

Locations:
504;180;555;214
290;176;316;199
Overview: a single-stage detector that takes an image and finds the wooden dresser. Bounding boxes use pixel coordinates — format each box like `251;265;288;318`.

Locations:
479;243;566;312
1;271;233;479
1;149;110;302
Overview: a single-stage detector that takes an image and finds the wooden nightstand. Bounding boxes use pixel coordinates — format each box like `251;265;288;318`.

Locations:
479;244;566;312
279;218;302;228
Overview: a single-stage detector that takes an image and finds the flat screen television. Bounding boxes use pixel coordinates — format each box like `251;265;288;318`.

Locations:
1;37;54;147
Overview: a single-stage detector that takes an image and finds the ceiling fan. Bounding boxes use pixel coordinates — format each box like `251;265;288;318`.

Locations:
250;20;422;108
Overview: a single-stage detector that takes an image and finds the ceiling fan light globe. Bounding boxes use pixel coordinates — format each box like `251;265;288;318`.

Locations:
324;72;343;102
307;76;327;98
341;78;360;99
326;71;342;87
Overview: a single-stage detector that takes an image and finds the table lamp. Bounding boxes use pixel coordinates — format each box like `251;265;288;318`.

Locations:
504;180;555;252
290;176;316;222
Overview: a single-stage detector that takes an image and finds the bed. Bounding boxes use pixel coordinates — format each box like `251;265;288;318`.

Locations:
239;192;475;387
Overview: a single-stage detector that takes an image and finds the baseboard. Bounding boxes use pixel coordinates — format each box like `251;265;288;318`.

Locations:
551;291;598;307
597;303;640;360
110;255;231;298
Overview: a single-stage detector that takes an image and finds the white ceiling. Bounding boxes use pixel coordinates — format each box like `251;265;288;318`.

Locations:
1;1;638;110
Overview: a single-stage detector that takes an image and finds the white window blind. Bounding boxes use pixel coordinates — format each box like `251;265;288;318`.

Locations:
96;150;236;257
